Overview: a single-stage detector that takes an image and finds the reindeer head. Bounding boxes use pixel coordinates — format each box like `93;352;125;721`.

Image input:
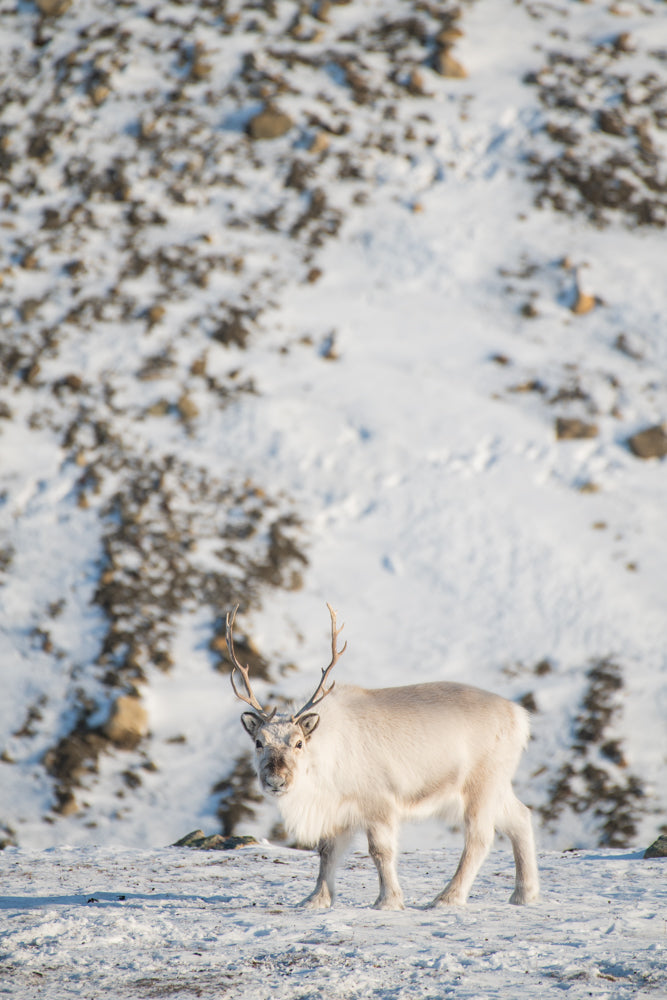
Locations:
227;604;346;796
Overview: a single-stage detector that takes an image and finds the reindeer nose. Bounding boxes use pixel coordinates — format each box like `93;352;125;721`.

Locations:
261;758;289;793
263;773;287;794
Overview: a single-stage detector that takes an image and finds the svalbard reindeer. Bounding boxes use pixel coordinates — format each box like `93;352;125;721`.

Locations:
227;604;539;910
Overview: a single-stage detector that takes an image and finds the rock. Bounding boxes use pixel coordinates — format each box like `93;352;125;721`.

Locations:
555;417;599;440
90;84;111;106
146;304;165;327
247;107;293;141
308;131;330;154
644;834;667;859
177;393;199;421
571;289;596;315
627;425;667;460
103;696;148;750
172;829;258;850
434;50;467;79
407;68;427;96
598;109;625;137
613;32;634;54
35;0;72;15
190;46;212;81
55;789;79;816
147;399;170;417
436;27;464;48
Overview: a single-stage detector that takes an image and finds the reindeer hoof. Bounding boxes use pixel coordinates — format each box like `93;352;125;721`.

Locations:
372;895;404;911
299;890;332;910
509;885;539;905
427;890;466;908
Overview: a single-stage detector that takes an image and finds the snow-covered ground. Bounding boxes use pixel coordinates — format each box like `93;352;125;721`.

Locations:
1;0;666;859
2;844;666;1000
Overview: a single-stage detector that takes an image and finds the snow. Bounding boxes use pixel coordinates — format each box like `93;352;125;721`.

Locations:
2;1;667;987
0;0;666;970
2;844;665;999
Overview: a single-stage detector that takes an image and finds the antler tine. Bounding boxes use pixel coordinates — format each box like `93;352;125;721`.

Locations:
226;605;275;720
292;603;347;721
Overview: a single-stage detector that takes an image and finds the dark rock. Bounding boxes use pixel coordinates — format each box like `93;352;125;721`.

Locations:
644;834;667;859
172;829;258;850
597;109;625;137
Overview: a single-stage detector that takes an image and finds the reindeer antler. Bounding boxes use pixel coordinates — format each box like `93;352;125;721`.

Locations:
226;606;276;720
292;603;347;721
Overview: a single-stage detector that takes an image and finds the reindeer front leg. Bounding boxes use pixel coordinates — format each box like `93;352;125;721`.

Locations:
367;820;404;910
299;833;350;909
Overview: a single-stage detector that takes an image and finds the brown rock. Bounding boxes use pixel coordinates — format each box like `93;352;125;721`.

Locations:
434;50;467;79
571;290;596;315
248;107;293;141
190;46;212;81
309;131;330;154
627;425;667;460
147;304;165;327
35;0;72;14
55;789;79;816
555;417;599;441
90;84;111;106
407;68;427;96
436;27;464;47
103;696;148;750
177;393;199;421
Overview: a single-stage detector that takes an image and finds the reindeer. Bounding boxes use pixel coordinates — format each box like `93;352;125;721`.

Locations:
227;604;539;910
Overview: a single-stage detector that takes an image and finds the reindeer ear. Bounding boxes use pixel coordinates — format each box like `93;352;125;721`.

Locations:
299;713;320;738
241;712;263;737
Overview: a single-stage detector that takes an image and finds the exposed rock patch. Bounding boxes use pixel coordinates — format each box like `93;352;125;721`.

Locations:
540;659;646;848
527;29;667;228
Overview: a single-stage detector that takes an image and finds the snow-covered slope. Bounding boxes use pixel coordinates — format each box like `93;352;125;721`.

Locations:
1;0;666;853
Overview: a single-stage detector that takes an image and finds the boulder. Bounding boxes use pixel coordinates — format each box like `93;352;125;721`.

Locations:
434;50;467;79
35;0;72;15
247;107;293;141
555;417;599;440
103;696;148;750
644;834;667;859
627;425;667;460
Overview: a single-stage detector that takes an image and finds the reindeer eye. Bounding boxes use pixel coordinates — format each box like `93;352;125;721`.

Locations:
295;740;303;750
255;739;262;749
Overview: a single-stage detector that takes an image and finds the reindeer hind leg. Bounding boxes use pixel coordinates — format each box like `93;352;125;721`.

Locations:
429;810;495;907
497;791;539;904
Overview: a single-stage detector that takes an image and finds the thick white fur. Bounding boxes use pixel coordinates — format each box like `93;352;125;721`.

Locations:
242;681;539;910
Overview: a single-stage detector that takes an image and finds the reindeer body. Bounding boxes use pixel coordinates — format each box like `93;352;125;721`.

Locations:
275;682;527;843
229;607;539;910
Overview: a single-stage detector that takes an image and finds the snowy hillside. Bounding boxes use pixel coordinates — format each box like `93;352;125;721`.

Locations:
1;0;667;855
